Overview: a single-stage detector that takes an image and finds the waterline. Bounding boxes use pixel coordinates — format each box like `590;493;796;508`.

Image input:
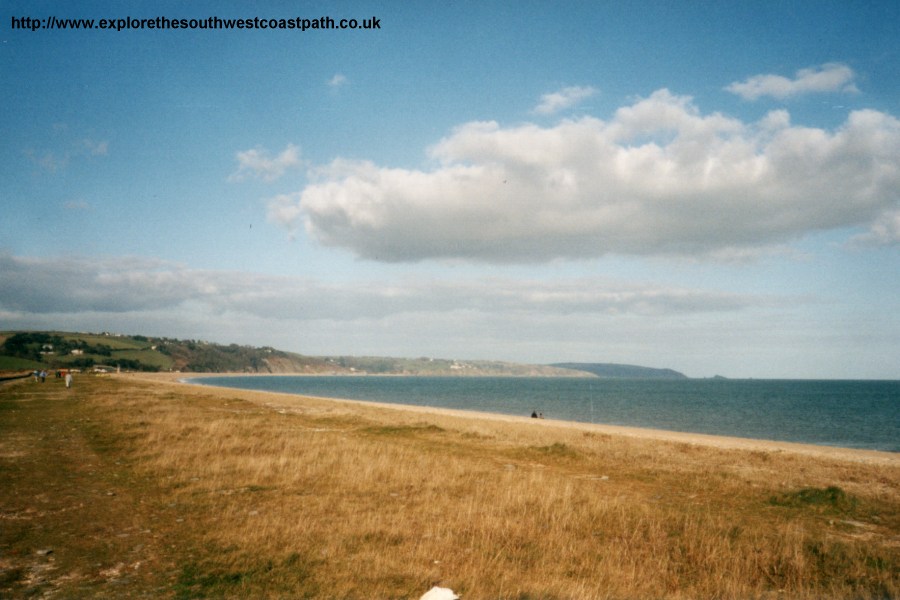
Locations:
190;376;900;453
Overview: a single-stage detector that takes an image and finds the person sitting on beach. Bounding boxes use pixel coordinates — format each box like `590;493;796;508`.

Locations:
531;410;538;418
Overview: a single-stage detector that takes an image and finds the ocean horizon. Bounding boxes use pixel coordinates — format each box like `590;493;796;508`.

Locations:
189;375;900;453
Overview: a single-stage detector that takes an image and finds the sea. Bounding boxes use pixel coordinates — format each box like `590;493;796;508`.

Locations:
189;376;900;453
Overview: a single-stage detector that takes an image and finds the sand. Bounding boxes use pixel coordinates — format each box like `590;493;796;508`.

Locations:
116;372;899;467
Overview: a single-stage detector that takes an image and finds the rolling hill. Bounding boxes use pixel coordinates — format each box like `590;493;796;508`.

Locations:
0;331;686;378
0;331;579;376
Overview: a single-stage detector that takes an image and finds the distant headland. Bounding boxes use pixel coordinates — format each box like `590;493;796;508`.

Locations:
551;362;688;379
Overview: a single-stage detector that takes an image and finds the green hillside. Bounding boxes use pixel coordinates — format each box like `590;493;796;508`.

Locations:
0;331;326;374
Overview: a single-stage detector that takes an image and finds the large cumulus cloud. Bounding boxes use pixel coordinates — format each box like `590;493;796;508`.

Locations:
269;89;900;262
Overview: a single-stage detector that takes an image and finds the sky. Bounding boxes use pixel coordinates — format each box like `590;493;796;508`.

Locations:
2;1;899;379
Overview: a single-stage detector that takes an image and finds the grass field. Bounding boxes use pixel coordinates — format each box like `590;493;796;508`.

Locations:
0;356;42;371
1;374;897;599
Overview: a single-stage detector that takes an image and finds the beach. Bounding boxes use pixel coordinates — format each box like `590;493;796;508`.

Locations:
147;372;898;466
3;372;898;599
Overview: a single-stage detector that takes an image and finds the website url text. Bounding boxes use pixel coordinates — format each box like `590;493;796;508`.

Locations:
10;15;381;32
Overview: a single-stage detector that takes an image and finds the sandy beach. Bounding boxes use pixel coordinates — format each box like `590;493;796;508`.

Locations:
122;372;899;466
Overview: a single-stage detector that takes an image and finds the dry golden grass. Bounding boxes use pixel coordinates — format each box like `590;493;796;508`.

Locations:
2;374;898;599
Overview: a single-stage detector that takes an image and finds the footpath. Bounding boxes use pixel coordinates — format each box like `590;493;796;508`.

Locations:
0;377;178;597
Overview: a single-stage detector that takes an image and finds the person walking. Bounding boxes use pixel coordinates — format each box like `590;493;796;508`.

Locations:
65;372;73;389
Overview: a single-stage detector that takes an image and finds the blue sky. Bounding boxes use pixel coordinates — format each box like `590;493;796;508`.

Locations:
2;0;898;378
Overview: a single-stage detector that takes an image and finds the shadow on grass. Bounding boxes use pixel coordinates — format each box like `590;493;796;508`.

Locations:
175;552;321;599
769;485;858;514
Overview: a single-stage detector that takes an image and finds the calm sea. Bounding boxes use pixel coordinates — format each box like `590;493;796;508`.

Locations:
190;376;900;452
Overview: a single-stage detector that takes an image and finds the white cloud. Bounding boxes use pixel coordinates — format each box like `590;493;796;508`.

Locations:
328;73;348;88
0;253;764;321
24;131;109;172
0;254;196;314
267;192;305;233
269;89;900;262
726;63;860;100
228;144;303;182
26;149;69;172
82;138;109;156
853;209;900;246
532;85;597;115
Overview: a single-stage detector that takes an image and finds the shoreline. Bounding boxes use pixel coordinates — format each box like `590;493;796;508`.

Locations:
118;372;899;466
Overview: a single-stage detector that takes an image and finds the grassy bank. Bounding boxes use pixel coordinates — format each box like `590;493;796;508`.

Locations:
1;375;898;599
